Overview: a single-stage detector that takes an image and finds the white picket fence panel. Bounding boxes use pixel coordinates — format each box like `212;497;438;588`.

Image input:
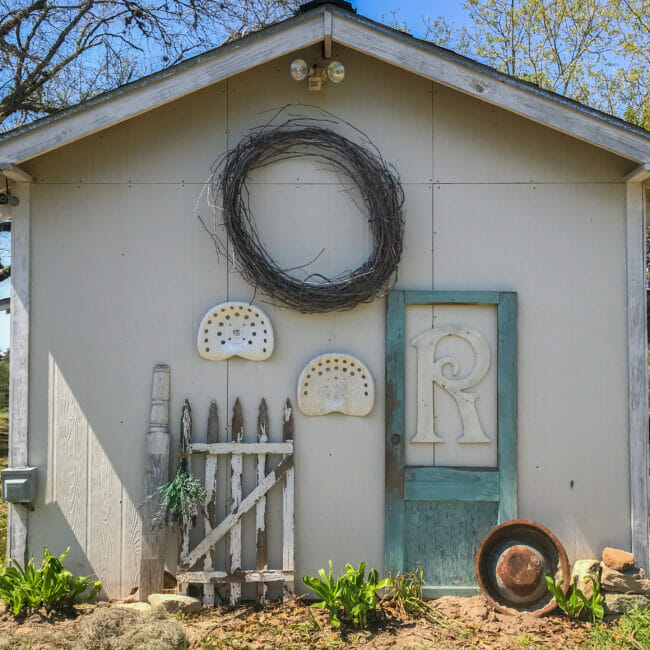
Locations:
176;397;295;605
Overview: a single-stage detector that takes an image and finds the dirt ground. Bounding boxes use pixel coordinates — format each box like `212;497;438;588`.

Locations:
0;594;594;650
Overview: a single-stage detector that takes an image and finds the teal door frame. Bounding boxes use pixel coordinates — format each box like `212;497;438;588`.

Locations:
385;290;518;596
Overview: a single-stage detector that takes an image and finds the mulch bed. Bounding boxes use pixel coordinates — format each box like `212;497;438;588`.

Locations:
0;595;595;649
185;595;592;649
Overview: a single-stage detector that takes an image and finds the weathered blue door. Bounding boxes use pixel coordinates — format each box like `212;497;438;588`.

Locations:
385;290;517;597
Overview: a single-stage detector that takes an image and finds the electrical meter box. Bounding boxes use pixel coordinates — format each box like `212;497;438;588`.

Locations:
1;467;37;504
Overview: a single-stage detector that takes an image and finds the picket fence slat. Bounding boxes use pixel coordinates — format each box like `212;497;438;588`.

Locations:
203;400;219;606
281;399;295;600
229;400;244;605
179;400;193;596
256;399;269;604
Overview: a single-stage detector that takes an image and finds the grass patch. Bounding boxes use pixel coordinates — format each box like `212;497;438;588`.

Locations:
586;605;650;649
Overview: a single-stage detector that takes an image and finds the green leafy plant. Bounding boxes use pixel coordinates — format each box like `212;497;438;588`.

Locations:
302;561;393;628
581;575;605;623
544;571;604;623
152;465;207;530
0;547;100;615
393;566;425;618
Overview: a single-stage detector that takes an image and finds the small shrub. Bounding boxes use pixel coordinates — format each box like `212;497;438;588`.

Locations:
0;547;100;615
303;560;393;628
544;571;604;623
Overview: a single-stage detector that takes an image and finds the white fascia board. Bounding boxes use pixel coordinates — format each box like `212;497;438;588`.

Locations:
0;14;323;164
331;14;650;163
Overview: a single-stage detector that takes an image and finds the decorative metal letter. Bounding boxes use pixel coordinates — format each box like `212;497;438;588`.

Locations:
411;326;491;444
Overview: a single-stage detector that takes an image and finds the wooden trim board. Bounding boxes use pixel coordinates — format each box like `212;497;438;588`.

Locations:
7;181;30;565
0;6;647;165
329;14;650;163
0;14;323;164
626;181;650;571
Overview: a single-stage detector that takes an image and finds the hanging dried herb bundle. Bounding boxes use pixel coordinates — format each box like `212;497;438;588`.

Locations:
152;466;206;530
151;400;206;530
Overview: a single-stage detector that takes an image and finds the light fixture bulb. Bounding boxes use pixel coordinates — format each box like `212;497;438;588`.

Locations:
290;59;310;81
326;60;345;83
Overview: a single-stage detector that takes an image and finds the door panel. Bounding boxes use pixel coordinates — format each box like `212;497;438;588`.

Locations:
385;290;517;596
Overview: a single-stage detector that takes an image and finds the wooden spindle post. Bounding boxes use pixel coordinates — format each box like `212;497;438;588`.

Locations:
203;400;219;606
229;399;244;605
256;399;269;604
140;364;170;601
282;399;295;599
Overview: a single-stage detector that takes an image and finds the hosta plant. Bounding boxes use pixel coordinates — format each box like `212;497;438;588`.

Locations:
0;547;100;615
303;560;393;628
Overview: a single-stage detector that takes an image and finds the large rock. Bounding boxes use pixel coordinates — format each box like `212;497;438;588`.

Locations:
604;593;650;615
115;602;153;615
571;559;601;599
601;564;650;595
602;548;636;572
147;593;202;614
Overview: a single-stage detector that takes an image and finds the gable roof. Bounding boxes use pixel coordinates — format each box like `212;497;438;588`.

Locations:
0;1;649;166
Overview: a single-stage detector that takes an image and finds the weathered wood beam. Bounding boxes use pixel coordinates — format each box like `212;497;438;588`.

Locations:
177;569;294;584
323;11;332;59
0;163;32;183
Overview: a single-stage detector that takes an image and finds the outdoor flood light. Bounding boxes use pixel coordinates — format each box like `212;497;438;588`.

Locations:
326;60;345;83
290;58;345;91
290;58;311;81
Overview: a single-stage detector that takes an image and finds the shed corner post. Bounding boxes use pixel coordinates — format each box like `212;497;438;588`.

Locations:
625;176;649;572
6;177;31;567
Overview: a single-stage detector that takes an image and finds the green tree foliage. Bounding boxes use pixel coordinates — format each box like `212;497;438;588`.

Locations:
424;0;650;130
0;0;298;132
0;350;8;412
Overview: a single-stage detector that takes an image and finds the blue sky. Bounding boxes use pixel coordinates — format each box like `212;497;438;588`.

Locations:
355;1;468;37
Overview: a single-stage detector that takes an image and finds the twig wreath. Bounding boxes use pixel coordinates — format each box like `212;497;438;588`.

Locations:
204;109;405;313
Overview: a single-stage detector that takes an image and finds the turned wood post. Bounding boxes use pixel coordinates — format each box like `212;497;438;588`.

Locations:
139;364;171;600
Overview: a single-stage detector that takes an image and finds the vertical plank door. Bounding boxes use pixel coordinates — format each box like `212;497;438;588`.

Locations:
385;290;517;597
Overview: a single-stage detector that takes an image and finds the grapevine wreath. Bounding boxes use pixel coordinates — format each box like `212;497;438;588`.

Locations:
206;113;405;313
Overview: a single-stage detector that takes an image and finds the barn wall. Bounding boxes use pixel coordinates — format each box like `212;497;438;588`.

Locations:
24;43;633;597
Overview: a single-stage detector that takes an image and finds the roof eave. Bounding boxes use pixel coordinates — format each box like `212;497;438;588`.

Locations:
0;2;648;166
